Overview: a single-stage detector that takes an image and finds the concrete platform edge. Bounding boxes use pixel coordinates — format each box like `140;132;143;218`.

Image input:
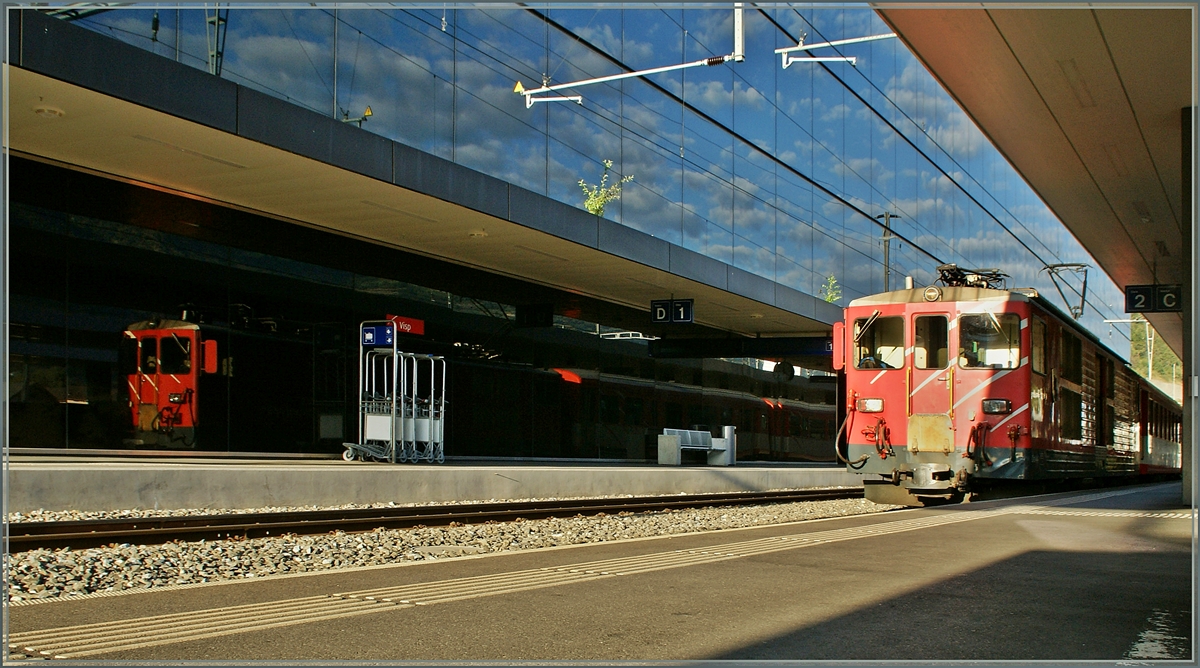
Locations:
4;465;863;512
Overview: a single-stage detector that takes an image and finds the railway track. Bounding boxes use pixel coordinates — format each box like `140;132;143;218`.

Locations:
7;487;862;552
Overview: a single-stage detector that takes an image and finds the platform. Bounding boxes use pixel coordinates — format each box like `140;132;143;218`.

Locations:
3;456;862;513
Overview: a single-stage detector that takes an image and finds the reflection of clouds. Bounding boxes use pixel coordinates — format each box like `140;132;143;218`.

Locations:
884;60;984;161
572;22;653;63
820;103;850;123
830;156;894;184
76;7;1134;321
689;80;767;110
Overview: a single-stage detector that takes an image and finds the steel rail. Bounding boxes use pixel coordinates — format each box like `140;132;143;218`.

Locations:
6;488;862;552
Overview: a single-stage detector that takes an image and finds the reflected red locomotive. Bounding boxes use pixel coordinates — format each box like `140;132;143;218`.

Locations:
833;264;1182;506
118;309;839;460
120;319;217;448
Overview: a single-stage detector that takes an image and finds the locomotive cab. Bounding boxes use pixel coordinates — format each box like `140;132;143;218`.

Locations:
834;268;1034;506
120;319;217;448
836;264;1173;506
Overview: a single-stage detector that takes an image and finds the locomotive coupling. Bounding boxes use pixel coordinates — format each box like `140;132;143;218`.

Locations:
954;467;970;492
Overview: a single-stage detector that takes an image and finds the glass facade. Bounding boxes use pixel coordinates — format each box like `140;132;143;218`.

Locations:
67;4;1131;337
8;159;837;460
7;5;1145;458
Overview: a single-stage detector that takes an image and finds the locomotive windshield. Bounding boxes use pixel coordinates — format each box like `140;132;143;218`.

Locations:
958;313;1020;369
160;333;192;374
853;315;903;369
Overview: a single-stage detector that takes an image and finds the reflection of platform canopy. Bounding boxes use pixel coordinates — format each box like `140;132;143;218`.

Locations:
878;7;1191;358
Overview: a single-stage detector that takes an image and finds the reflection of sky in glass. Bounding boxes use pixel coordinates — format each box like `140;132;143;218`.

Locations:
70;4;1134;351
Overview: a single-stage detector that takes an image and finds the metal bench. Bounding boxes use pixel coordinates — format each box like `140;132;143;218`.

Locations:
657;426;736;466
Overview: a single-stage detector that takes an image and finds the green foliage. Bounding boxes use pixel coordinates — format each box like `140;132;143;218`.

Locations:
818;274;841;304
1128;317;1182;389
579;160;634;217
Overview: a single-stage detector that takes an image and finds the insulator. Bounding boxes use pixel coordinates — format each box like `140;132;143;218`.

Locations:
705;56;726;67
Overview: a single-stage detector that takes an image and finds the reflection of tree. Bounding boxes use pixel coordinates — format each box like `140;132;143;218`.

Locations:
578;159;633;217
818;274;841;304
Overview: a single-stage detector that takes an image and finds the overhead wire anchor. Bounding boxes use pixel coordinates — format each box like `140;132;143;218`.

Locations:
514;81;582;108
516;3;744;108
775;32;896;69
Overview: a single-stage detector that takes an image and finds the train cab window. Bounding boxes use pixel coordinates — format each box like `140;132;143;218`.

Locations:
1031;317;1046;375
118;336;139;375
853;315;903;369
140;337;158;373
160;333;192;375
913;316;949;369
958;313;1020;369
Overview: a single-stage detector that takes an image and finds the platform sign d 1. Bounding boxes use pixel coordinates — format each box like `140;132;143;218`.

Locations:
1124;284;1182;313
672;299;694;323
651;299;694;324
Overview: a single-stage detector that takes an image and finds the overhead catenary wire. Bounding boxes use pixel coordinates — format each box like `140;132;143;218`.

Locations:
768;7;1116;330
522;7;944;270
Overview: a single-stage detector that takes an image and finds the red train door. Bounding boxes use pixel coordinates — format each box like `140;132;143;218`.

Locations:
907;311;954;456
910;313;952;414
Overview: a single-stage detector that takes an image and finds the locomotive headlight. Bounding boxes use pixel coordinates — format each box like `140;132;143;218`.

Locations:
856;398;884;413
981;398;1011;414
168;393;186;404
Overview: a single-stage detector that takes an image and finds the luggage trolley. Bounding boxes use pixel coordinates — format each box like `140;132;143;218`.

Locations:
342;320;447;463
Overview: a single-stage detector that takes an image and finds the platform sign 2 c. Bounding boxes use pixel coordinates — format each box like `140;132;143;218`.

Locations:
1124;284;1182;313
651;299;694;324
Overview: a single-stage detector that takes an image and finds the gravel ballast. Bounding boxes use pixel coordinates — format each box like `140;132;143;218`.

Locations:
6;493;897;605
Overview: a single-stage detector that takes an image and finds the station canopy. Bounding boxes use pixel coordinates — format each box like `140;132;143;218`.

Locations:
878;6;1192;358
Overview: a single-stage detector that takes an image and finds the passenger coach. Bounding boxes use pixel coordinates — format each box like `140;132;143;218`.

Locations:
832;264;1182;506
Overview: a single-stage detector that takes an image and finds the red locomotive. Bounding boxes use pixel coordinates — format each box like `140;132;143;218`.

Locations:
832;264;1182;506
120;318;218;448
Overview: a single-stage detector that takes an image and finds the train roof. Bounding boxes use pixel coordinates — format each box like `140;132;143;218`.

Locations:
847;286;1032;306
126;319;200;331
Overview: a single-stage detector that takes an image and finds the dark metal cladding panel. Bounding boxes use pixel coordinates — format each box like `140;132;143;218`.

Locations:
774;283;817;319
597;218;669;271
9;8;21;65
728;265;774;304
508;186;598;248
813;298;844;324
329;120;392;182
237;86;330;162
447;163;509;220
393;144;452;201
392;146;508;220
16;10;237;133
668;245;726;290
